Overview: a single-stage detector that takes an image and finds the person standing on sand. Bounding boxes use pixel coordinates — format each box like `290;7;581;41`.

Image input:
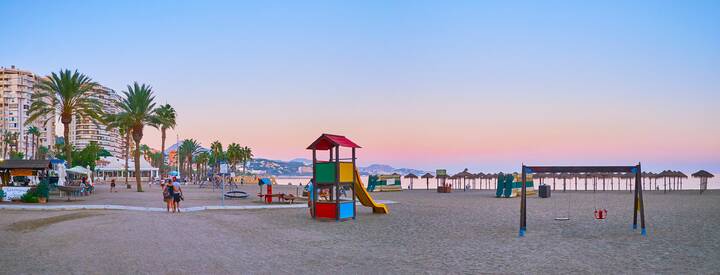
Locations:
110;179;116;193
172;177;183;213
162;179;173;212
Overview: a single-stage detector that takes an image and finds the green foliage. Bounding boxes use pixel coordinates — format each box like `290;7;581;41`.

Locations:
72;141;104;170
20;193;39;203
9;151;24;160
34;181;50;198
36;146;50;160
98;149;112;157
0;189;5;200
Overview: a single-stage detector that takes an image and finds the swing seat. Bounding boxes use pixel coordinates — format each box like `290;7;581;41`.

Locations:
594;209;607;220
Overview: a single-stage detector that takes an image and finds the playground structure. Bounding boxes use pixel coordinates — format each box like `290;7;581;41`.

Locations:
518;164;646;237
367;174;402;192
495;173;536;198
257;177;296;203
307;134;388;221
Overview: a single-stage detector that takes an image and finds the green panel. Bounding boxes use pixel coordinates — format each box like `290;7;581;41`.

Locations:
315;162;337;183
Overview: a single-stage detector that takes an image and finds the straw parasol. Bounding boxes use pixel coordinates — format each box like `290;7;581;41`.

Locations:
692;170;714;194
404;173;418;190
421;173;434;190
454;169;475;191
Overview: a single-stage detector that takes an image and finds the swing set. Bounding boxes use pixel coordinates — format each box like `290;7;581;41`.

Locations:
519;164;646;237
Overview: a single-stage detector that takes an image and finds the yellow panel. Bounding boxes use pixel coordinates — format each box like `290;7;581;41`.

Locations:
339;162;355;182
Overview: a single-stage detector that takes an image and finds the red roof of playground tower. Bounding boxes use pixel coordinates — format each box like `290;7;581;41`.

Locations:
307;134;361;150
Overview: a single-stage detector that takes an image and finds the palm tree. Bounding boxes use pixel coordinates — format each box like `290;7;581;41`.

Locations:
105;113;134;189
150;104;176;178
2;131;12;159
195;151;210;180
140;144;152;162
26;126;41;160
178;139;201;180
115;82;157;192
26;69;101;164
241;146;253;174
36;146;49;160
210;141;223;174
226;143;242;172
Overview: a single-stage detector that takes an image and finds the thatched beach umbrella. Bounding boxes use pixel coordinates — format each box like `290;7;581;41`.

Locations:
404;173;418;190
658;170;673;193
421;173;434;190
692;170;714;194
454;169;475;191
678;171;688;190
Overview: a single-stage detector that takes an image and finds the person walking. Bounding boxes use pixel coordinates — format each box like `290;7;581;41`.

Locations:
110;179;117;193
162;179;174;212
172;177;183;213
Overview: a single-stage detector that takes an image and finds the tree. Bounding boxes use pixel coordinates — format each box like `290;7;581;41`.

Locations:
194;151;210;179
2;131;12;159
115;82;157;192
151;104;176;178
26;126;41;160
210;141;223;174
72;141;103;171
140;144;152;162
241;146;253;174
104;113;133;189
36;146;49;160
226;143;242;172
26;69;102;165
178;139;201;179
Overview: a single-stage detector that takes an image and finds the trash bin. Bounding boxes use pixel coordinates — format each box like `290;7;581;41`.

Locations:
539;184;551;198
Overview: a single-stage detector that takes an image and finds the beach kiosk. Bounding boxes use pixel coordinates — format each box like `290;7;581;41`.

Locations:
436;169;451;193
307;134;360;221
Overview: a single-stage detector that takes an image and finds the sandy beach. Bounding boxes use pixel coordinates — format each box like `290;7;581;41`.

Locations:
1;185;718;274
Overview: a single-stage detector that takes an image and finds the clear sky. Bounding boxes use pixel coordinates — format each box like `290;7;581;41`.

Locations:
1;0;718;172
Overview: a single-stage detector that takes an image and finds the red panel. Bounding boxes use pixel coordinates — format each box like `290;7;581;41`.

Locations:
315;203;337;219
307;134;362;150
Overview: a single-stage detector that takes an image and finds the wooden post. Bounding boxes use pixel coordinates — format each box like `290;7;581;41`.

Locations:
352;147;356;220
335;146;340;221
520;165;527;237
311;149;317;219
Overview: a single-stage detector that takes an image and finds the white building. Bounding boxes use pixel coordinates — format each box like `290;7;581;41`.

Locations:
69;85;125;157
94;156;159;182
0;66;56;158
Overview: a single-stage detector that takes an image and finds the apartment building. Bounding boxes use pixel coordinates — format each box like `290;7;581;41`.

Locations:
69;84;125;157
0;66;56;158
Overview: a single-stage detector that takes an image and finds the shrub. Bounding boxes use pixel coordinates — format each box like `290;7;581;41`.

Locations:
35;182;50;198
20;193;39;203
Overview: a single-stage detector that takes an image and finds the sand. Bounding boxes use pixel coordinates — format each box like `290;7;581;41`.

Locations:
1;188;719;274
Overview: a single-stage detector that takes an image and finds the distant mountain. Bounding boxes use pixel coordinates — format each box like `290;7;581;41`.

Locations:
246;157;427;177
359;164;426;176
288;158;312;165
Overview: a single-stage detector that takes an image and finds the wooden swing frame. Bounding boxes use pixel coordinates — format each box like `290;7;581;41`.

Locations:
519;164;646;237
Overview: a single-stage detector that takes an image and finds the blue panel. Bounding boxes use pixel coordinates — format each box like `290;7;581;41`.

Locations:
339;202;354;219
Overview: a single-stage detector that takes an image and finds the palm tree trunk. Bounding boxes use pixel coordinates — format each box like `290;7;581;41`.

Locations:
134;138;143;192
125;131;131;189
24;134;28;159
160;128;166;178
63;122;72;164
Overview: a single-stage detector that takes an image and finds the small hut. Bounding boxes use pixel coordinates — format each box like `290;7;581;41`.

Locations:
692;170;714;194
421;173;434;190
404;173;418;190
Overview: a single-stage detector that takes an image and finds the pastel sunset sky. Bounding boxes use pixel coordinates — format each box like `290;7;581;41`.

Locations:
1;0;718;172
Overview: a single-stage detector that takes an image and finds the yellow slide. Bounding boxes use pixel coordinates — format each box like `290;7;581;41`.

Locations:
354;168;389;214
